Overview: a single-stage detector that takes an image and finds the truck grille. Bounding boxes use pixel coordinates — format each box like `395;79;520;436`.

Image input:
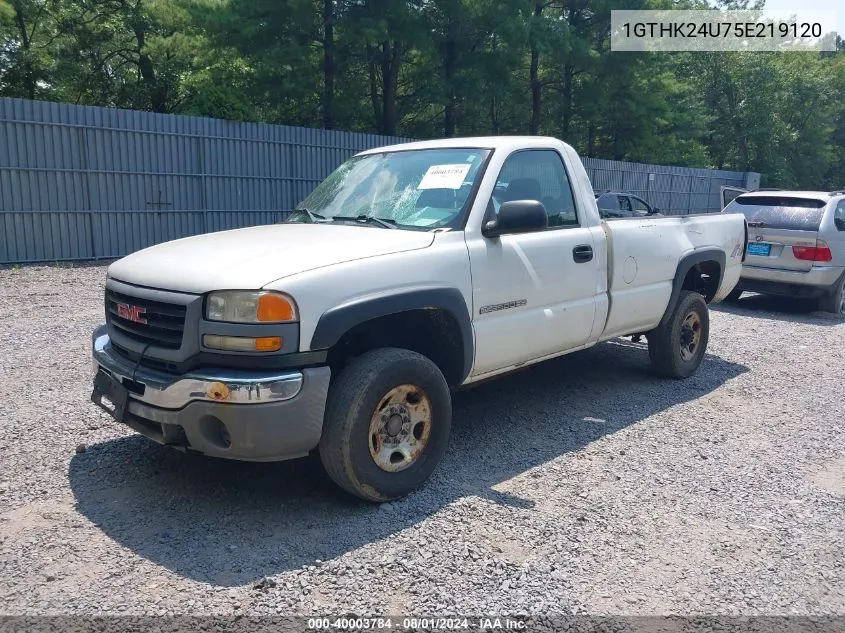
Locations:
105;288;187;349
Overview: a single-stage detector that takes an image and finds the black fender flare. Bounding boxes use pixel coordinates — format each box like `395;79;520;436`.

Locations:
659;248;726;329
310;286;474;383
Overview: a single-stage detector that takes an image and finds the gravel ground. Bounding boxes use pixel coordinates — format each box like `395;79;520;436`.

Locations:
0;263;843;617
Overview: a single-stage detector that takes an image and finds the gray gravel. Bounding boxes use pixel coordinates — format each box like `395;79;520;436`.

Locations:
0;263;843;616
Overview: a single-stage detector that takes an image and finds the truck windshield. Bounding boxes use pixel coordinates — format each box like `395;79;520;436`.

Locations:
286;148;491;230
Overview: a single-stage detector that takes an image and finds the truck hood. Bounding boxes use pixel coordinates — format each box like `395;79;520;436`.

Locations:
108;224;436;294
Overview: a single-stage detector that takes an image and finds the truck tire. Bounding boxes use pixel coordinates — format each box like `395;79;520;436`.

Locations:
319;348;452;502
647;290;709;379
817;274;845;315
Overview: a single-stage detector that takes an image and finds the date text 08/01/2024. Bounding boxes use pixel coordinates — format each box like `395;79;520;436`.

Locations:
307;617;528;630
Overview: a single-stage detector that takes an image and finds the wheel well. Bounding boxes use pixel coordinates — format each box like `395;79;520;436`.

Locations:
681;260;721;303
326;309;466;387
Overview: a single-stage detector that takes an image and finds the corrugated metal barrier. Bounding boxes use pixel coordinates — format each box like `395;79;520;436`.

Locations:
0;97;756;264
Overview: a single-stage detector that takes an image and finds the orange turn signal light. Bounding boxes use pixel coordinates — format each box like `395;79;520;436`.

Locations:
203;334;283;353
257;293;296;322
254;336;282;352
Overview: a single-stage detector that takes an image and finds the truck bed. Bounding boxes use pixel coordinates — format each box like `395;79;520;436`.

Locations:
598;213;745;340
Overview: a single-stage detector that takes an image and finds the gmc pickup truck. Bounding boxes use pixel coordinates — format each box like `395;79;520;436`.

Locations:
91;136;747;502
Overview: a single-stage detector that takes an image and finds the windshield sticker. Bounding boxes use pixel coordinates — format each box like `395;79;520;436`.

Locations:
418;164;471;190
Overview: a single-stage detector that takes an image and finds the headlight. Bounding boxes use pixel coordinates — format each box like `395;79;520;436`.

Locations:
205;291;298;323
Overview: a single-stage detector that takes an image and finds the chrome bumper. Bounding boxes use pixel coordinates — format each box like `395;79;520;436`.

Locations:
92;325;303;410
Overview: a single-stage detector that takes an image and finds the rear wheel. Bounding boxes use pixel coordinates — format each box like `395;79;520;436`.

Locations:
818;274;845;315
647;290;710;379
319;348;452;502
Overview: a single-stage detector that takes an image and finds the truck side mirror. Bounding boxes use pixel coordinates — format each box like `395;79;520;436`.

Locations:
483;200;548;238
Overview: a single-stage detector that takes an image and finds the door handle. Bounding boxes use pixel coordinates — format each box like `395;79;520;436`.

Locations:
573;244;593;263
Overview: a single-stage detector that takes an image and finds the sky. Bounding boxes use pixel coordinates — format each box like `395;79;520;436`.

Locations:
761;0;844;38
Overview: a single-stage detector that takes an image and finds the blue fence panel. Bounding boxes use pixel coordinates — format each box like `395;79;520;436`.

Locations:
0;97;755;264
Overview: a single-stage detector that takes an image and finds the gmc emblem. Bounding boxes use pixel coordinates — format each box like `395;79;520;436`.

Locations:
117;303;147;325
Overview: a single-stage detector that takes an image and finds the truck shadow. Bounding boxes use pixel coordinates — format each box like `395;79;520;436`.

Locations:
713;293;844;327
68;340;747;586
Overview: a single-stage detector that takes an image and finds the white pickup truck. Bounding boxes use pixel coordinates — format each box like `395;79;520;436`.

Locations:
91;136;747;501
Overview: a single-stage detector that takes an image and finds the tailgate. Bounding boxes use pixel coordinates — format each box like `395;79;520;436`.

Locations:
730;195;827;272
745;227;818;272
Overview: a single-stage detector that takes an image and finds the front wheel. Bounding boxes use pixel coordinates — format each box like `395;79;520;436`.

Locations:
319;348;452;502
647;290;710;379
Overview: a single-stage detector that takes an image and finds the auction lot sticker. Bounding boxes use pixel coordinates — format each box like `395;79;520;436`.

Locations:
419;164;471;190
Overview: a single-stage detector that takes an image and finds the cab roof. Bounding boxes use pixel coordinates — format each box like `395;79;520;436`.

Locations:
356;136;569;155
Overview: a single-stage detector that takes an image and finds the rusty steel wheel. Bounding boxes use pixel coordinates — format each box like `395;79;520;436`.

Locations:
648;290;709;379
368;384;432;472
679;311;702;362
319;348;452;502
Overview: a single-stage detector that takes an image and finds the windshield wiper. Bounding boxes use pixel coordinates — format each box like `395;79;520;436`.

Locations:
334;214;398;229
290;207;331;223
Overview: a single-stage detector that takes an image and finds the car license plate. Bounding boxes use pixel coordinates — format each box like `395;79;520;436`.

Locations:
747;242;771;256
91;369;130;422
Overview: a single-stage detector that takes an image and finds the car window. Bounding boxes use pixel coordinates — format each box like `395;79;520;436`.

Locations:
835;200;845;231
631;197;650;216
617;196;632;216
596;193;619;219
491;150;579;228
725;195;827;231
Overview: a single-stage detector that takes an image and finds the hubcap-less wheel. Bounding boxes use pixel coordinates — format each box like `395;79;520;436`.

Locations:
679;311;702;362
368;385;432;472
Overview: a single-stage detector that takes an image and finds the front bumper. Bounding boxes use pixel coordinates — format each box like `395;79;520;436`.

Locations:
91;325;331;461
737;265;845;299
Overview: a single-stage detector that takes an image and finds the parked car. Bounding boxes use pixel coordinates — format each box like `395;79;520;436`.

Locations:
722;190;845;314
595;191;661;219
90;136;747;502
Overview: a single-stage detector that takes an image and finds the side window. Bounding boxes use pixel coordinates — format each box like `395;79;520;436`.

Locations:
631;197;650;216
492;150;579;228
596;193;619;219
617;195;633;216
835;200;845;231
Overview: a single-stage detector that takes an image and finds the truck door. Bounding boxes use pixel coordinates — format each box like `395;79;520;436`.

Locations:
467;149;597;376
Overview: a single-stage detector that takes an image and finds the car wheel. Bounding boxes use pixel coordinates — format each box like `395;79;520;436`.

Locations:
647;290;710;379
818;274;845;315
319;348;452;502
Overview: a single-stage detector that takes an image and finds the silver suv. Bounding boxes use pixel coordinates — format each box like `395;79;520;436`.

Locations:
723;191;845;314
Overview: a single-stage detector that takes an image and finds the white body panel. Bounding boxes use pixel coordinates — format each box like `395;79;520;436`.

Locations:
601;214;746;339
108;224;434;293
106;135;746;383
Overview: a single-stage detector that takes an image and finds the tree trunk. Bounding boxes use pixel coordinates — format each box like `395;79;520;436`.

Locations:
443;33;457;137
528;2;544;135
560;66;573;139
12;2;36;99
132;20;167;113
367;46;382;131
490;96;499;135
322;0;335;129
380;41;402;136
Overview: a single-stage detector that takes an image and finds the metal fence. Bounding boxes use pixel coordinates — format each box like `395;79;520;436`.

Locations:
0;97;757;264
